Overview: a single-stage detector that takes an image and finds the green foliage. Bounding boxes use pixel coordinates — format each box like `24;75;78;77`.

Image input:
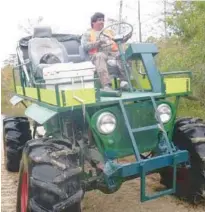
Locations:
166;1;205;67
157;1;205;109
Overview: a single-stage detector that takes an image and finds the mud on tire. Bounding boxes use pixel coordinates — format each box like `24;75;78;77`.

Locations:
160;117;205;204
16;138;83;212
3;116;32;172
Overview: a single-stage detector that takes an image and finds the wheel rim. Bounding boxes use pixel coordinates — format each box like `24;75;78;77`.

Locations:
21;172;28;212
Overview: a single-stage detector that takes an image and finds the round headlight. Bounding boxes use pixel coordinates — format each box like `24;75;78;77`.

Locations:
96;112;117;134
156;104;172;123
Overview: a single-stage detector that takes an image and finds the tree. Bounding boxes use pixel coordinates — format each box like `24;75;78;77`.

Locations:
159;1;205;105
166;1;205;68
3;54;18;67
18;16;44;35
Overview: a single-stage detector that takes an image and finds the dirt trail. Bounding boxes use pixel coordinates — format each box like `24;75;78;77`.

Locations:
2;152;205;212
1;143;19;212
82;176;205;212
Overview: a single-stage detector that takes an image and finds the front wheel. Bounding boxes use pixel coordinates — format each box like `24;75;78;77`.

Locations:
3;116;32;172
160;117;205;204
16;138;83;212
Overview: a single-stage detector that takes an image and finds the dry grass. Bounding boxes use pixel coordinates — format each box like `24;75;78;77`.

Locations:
1;65;25;116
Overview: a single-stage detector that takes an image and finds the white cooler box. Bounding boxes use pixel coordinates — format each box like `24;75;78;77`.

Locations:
42;61;96;91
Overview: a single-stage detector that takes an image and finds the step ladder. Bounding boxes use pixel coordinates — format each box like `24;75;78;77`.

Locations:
118;96;177;202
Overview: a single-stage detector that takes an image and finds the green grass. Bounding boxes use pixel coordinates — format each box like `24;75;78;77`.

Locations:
155;38;204;120
178;98;205;119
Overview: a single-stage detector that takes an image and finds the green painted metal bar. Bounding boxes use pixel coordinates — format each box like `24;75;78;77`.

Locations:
15;91;164;113
140;154;177;202
141;53;163;93
119;100;141;161
58;114;65;139
125;43;158;60
132;124;159;133
22;84;26;96
114;78;118;89
117;42;133;92
19;65;24;87
161;71;192;76
55;85;61;107
36;85;41;101
100;89;122;97
20;68;26;96
150;96;174;153
61;91;66;107
186;79;189;92
175;96;180;117
118;151;188;178
172;155;177;194
167;96;180;142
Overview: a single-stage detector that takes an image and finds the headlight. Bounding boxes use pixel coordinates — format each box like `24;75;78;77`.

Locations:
156;104;172;123
96;112;117;134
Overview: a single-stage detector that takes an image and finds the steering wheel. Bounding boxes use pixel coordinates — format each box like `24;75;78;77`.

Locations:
99;22;133;45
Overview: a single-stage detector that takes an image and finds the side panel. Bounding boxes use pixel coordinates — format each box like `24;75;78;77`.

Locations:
40;89;59;105
25;87;38;99
63;89;96;107
164;78;191;94
15;86;96;107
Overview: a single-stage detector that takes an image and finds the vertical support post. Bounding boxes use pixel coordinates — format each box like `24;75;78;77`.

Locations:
118;43;133;92
55;85;61;106
36;85;41;101
172;155;177;193
168;96;180;143
140;160;177;202
141;53;163;93
22;82;26;96
150;96;174;153
140;164;146;201
118;0;123;34
138;0;142;42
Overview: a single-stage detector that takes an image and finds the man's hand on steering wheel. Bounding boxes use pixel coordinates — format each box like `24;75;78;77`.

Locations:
99;22;133;44
97;37;113;49
98;40;107;45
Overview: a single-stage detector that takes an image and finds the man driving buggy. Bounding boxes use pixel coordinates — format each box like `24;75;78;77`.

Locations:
81;12;129;90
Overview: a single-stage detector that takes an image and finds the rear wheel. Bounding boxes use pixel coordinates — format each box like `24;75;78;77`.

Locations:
160;117;205;204
3;116;32;172
16;138;83;212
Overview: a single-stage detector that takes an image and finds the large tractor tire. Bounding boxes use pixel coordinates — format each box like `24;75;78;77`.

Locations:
160;117;205;204
16;138;83;212
3;116;32;172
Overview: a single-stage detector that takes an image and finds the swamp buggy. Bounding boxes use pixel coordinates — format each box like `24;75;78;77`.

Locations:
2;22;205;211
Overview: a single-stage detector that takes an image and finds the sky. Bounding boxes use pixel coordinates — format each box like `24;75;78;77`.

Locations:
0;0;165;68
